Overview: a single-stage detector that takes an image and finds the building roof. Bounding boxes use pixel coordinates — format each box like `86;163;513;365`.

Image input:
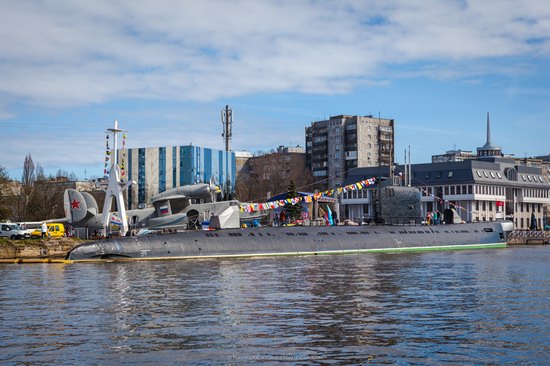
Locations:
345;159;549;188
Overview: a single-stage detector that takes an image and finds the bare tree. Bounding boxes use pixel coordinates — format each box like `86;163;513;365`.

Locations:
56;169;71;178
235;150;313;203
35;163;45;181
22;154;35;188
26;179;65;221
8;195;29;222
0;165;11;220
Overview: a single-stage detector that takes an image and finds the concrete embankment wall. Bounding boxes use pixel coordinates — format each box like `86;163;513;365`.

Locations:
507;231;550;245
0;239;79;260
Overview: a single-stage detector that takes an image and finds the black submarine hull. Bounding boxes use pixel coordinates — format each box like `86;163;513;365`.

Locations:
66;221;513;262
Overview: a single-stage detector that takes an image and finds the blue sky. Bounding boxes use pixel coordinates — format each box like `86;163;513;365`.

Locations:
1;0;549;180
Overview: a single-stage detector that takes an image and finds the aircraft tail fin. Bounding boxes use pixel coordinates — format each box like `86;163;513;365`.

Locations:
64;189;97;223
81;192;99;215
154;200;173;217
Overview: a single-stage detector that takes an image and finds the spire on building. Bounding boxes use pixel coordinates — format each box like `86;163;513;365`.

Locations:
477;112;502;157
485;112;491;146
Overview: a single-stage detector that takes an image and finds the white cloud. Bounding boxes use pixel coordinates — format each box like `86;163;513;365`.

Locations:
0;0;549;110
1;0;550;177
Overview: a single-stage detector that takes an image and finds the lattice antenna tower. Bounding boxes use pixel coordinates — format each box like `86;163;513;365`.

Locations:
221;105;233;151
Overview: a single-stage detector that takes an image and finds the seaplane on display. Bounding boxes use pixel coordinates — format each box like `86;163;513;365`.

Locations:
63;179;262;234
62;120;266;236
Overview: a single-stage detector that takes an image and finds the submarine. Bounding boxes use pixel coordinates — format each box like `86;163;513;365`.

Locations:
66;185;514;262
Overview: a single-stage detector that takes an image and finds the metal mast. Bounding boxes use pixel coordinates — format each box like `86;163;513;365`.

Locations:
221;105;233;151
100;120;132;237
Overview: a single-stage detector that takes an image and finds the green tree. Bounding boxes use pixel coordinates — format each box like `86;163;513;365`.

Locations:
285;179;302;222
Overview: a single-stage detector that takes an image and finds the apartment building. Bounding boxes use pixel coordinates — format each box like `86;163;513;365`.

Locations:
305;115;394;189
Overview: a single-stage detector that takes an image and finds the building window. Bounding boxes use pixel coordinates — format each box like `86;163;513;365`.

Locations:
448;171;454;178
172;146;177;188
127;150;133;210
159;147;166;193
469;185;473;194
138;148;146;205
436;172;442;179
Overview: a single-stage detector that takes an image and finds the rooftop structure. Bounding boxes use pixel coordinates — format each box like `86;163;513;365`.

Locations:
477;112;503;158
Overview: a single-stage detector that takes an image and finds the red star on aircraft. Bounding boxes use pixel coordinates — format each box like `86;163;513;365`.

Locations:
70;198;81;210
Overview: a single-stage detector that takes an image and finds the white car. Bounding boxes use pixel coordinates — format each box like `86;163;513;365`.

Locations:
0;223;32;240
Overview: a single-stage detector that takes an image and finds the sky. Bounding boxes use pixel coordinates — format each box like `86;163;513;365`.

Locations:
1;0;550;181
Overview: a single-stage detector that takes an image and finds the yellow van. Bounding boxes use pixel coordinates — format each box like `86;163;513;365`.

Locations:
31;223;65;238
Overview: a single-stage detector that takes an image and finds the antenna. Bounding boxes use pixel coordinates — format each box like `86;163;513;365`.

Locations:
221;105;233;151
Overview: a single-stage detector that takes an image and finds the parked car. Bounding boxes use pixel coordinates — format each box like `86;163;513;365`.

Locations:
31;223;66;238
17;222;42;237
0;222;31;240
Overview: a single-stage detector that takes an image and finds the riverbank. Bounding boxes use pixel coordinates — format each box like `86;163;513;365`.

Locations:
0;237;84;261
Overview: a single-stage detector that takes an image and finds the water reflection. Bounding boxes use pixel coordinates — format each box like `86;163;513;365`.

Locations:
0;247;549;364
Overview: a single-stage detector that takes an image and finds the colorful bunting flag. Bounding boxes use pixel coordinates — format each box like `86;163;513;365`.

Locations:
240;178;377;212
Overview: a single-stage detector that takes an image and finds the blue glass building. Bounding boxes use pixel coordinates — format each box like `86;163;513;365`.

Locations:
120;145;236;209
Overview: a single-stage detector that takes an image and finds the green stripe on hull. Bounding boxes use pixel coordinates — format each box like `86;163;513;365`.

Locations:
70;242;508;263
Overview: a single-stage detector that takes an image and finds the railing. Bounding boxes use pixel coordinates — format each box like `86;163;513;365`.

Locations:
507;230;550;245
382;217;423;226
353;217;423;226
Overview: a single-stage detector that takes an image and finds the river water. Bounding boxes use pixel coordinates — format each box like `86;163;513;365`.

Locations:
1;246;549;365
